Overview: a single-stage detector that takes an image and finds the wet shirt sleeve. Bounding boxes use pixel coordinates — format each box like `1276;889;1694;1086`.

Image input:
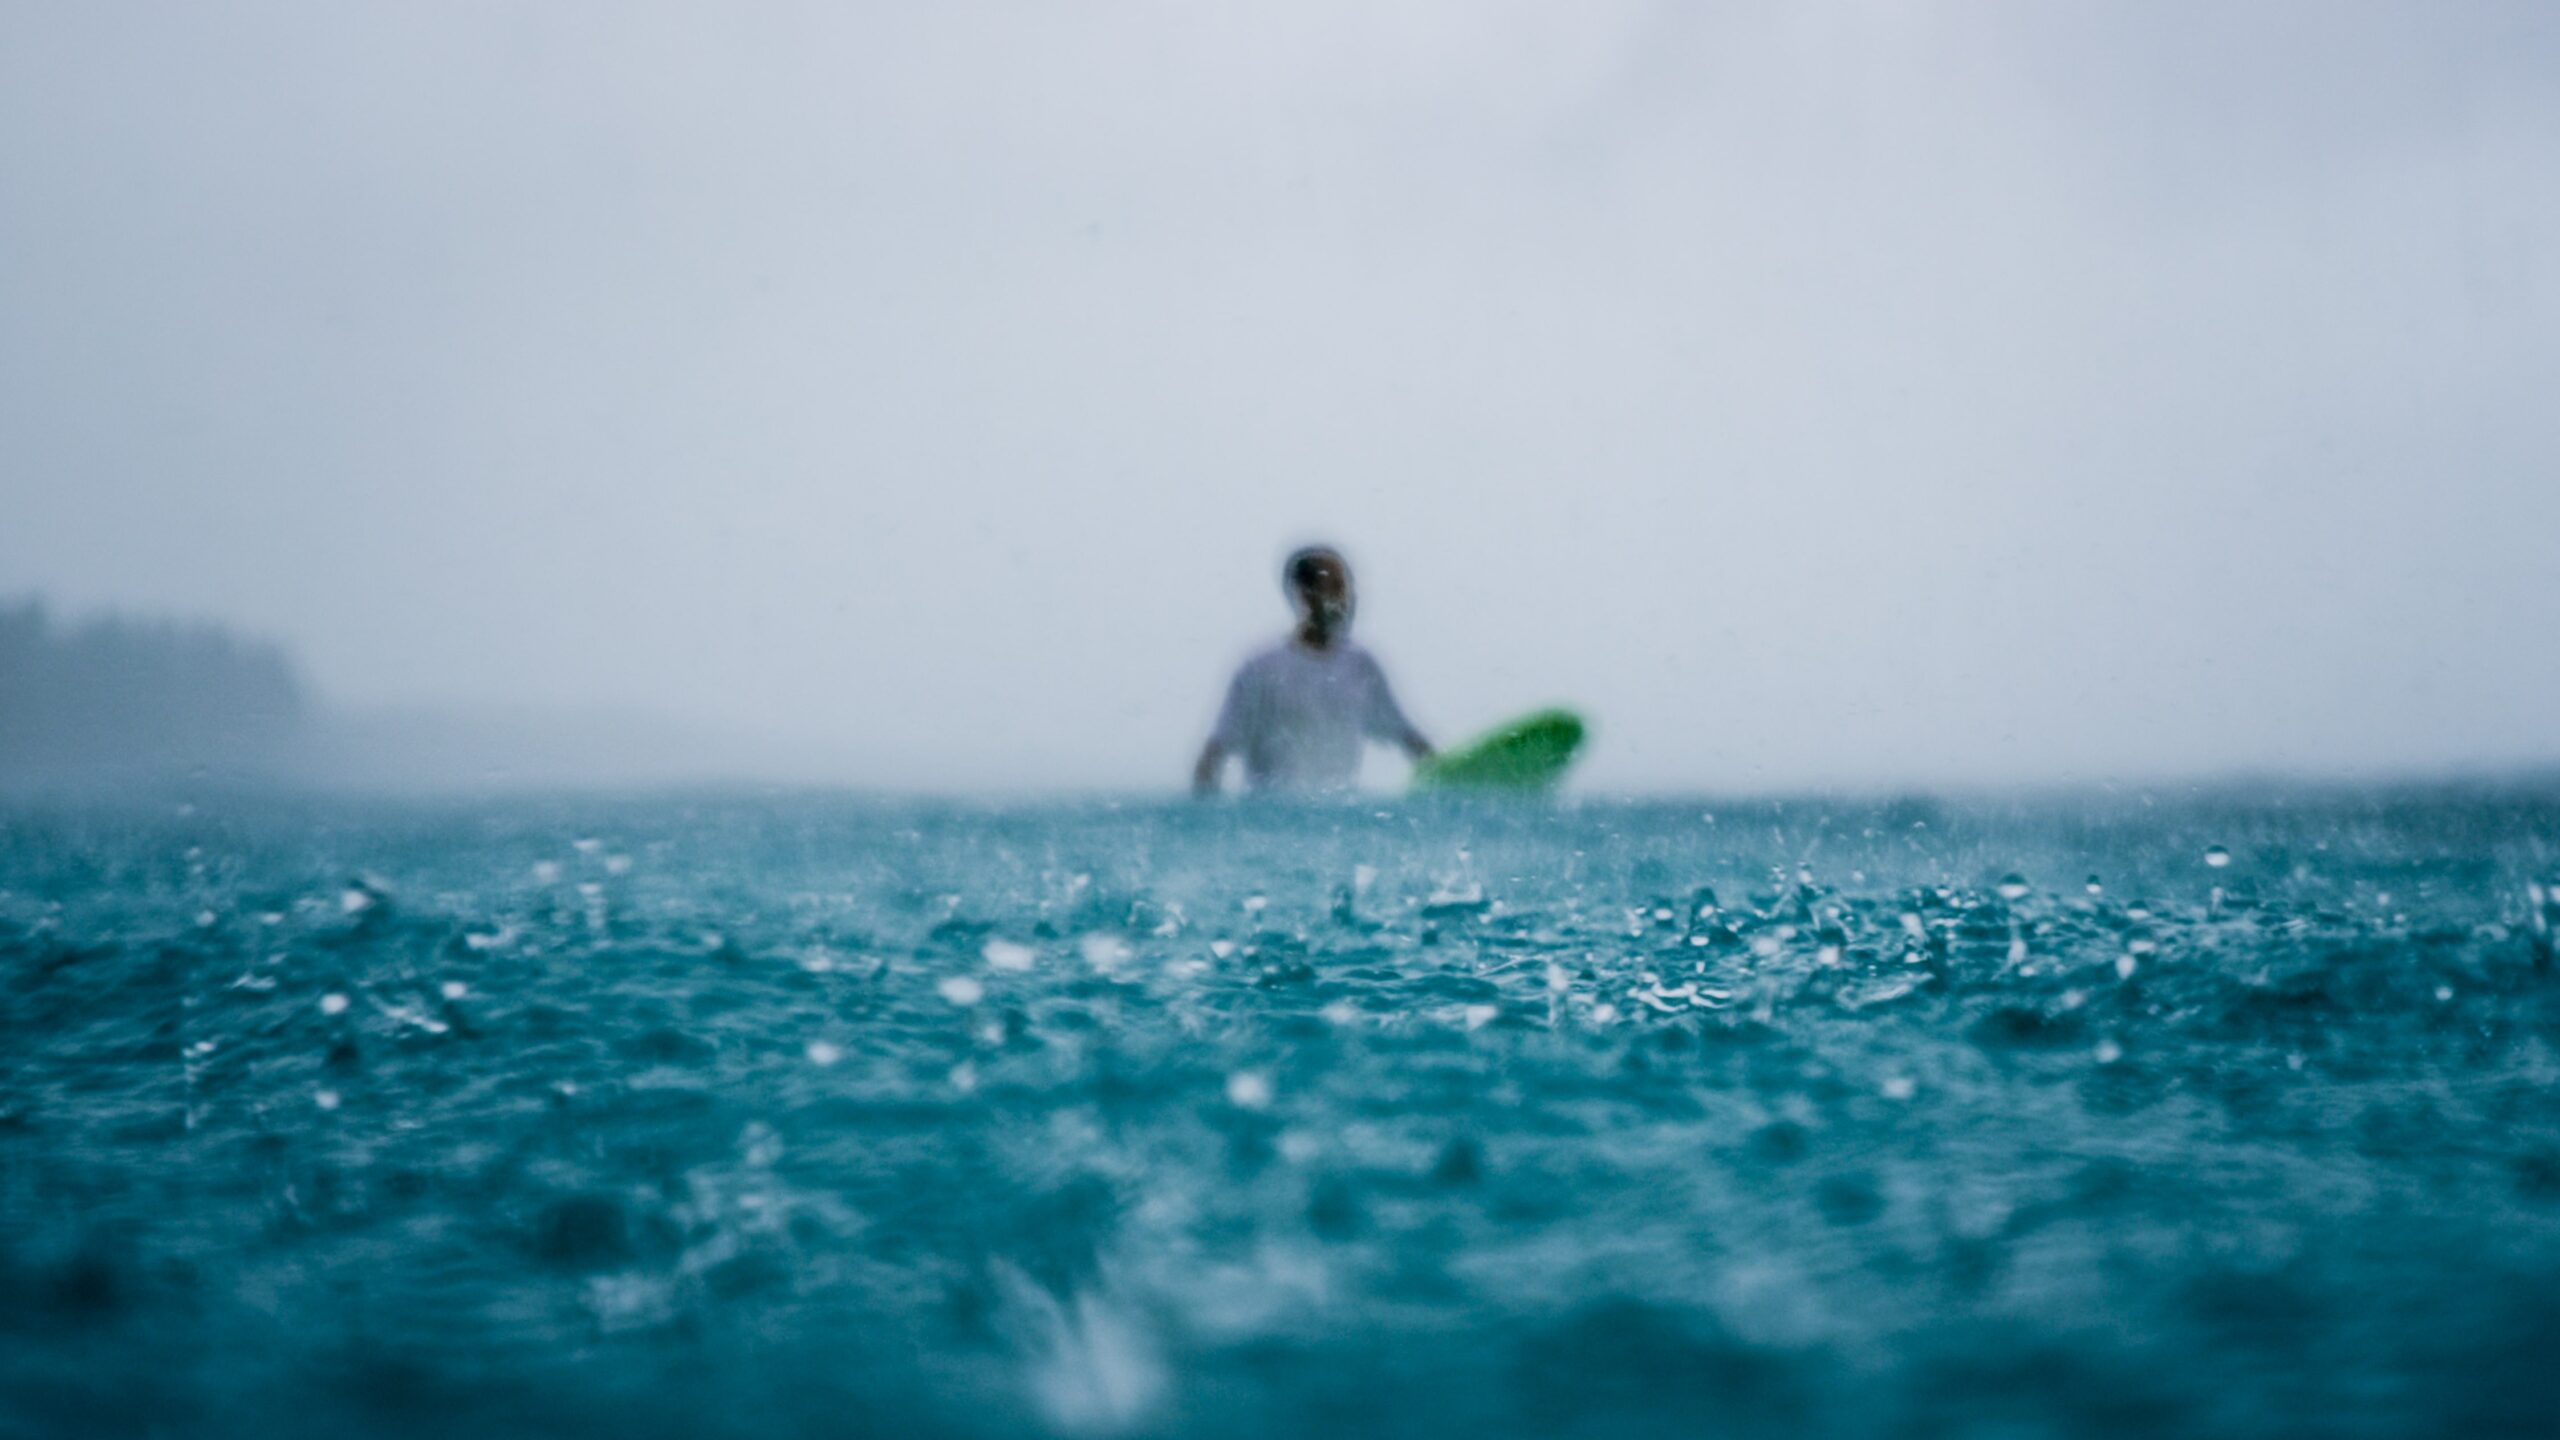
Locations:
1359;653;1416;740
1210;661;1259;749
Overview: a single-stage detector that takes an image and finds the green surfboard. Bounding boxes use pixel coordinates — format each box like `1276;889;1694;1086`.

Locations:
1410;707;1587;792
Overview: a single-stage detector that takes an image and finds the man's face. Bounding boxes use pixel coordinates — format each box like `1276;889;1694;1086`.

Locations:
1291;556;1355;635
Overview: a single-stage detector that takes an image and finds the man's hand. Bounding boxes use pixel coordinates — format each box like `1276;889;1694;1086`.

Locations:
1191;739;1228;797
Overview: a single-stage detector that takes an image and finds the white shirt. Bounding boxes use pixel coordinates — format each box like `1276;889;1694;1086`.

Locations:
1210;638;1417;790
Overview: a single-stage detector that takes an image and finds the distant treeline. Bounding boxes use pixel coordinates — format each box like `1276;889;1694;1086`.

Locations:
0;598;308;783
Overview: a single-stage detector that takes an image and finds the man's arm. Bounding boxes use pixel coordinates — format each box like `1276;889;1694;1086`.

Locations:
1394;723;1434;763
1361;652;1433;762
1192;738;1229;796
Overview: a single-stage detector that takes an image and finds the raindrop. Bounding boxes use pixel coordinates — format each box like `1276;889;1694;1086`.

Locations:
982;939;1038;973
1225;1071;1273;1109
1076;934;1133;971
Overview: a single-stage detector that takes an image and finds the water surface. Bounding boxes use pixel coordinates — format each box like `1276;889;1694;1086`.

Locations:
3;789;2556;1437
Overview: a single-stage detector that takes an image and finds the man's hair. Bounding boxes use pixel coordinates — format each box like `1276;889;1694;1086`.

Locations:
1282;544;1347;594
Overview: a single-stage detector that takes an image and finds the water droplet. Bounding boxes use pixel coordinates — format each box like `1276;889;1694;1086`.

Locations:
982;939;1038;972
1076;934;1133;971
936;976;985;1007
1225;1071;1273;1109
319;993;350;1016
2204;845;2231;868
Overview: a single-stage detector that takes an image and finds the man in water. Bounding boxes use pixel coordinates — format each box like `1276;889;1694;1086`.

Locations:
1193;544;1434;794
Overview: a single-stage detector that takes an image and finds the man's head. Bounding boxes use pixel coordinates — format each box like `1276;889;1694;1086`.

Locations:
1283;544;1356;645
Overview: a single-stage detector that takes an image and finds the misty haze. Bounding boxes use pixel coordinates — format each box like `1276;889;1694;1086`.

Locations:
4;5;2557;1439
7;3;2555;793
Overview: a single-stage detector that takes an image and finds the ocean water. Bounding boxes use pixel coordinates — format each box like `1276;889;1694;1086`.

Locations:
3;788;2558;1439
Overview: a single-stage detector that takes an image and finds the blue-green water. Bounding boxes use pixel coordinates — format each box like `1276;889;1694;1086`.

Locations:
3;789;2558;1438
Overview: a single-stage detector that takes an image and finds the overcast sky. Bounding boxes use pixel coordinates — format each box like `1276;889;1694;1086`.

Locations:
4;1;2554;791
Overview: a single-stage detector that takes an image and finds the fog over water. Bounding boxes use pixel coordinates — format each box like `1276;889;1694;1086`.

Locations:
4;2;2555;791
